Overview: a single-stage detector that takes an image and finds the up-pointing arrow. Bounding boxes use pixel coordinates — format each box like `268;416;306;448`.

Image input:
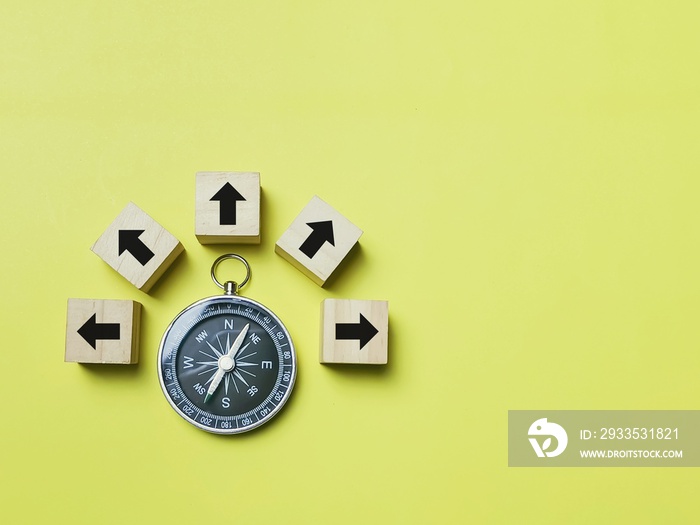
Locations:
335;314;379;349
210;182;246;225
118;229;155;265
77;314;121;350
299;220;335;259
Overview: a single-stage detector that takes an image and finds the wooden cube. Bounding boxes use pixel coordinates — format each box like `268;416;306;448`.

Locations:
275;196;363;286
195;171;261;244
65;299;142;364
91;202;184;292
320;299;389;364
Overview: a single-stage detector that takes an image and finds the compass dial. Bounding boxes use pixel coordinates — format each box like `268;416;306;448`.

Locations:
158;295;296;434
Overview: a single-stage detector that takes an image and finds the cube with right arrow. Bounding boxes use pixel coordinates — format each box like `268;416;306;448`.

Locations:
320;299;389;364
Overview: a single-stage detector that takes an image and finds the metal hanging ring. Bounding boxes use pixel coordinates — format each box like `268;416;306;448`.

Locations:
211;254;251;292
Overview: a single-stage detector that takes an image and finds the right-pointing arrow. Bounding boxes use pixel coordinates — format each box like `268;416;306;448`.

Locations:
335;314;379;349
299;220;335;259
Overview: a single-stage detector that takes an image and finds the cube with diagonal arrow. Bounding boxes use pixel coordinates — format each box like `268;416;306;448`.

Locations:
91;202;184;292
65;299;142;364
275;196;363;286
195;171;261;244
320;299;389;364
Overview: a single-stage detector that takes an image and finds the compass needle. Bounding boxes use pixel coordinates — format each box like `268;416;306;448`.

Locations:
205;369;225;403
228;324;249;359
204;323;249;402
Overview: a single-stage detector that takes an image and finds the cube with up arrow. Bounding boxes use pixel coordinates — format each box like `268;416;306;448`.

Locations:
91;202;184;292
320;299;389;364
275;196;363;286
195;171;261;244
65;299;142;364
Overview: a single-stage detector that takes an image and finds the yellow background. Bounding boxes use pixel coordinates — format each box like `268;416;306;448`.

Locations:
1;1;699;523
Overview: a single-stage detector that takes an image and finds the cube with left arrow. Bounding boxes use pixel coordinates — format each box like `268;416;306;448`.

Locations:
91;202;184;292
65;299;142;364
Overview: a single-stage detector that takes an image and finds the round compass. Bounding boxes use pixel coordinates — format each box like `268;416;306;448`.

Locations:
157;254;296;434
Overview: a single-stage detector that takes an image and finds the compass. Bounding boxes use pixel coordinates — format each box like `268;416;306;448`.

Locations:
157;254;296;434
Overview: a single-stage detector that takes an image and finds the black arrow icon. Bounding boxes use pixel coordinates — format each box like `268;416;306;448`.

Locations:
299;220;334;259
210;182;246;225
335;314;379;349
77;314;120;349
118;229;155;265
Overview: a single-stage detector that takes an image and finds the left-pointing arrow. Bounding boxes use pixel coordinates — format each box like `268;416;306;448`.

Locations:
77;314;120;349
118;229;155;265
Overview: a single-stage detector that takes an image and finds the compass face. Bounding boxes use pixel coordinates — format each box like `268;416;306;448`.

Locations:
158;295;296;434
